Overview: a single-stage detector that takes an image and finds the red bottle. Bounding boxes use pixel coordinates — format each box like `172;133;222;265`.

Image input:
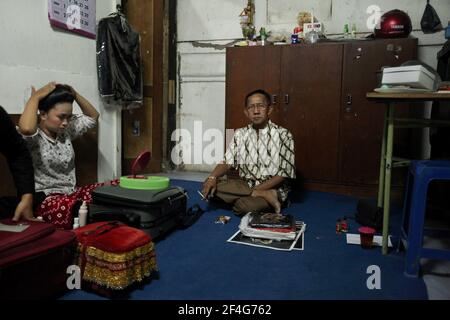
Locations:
336;219;341;234
341;218;348;233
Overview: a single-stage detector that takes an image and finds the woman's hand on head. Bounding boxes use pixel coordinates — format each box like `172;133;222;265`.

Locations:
31;82;57;101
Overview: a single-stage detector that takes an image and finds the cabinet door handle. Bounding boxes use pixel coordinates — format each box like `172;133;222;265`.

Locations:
355;48;362;60
284;94;290;105
346;94;352;105
272;94;278;105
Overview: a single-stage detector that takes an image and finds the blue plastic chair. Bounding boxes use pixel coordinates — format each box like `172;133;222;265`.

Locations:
400;160;450;277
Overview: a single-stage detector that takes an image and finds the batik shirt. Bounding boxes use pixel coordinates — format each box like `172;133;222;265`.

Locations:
223;120;296;201
19;114;96;195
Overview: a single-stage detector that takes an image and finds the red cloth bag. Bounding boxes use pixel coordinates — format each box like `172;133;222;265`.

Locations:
0;219;75;299
74;221;157;293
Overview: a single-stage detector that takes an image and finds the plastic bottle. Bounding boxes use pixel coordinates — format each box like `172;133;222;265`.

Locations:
341;218;348;233
78;201;88;227
343;24;349;38
305;30;319;44
336;219;341;234
73;217;80;230
351;24;357;39
260;27;267;46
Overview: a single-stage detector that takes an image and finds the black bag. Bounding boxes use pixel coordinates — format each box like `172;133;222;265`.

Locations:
421;0;443;34
180;204;204;229
90;185;189;240
355;199;383;231
96;14;143;105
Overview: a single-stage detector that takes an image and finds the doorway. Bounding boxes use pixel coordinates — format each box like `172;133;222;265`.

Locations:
121;0;177;174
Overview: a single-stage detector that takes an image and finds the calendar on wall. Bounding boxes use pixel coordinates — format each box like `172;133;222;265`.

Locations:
48;0;96;39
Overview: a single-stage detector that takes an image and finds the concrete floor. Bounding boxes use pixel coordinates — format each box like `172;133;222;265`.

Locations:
157;170;450;300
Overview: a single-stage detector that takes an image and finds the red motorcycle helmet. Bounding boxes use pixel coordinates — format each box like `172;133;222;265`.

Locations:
374;9;412;38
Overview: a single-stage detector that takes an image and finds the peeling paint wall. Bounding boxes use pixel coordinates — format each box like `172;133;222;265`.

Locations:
178;0;450;171
0;0;122;181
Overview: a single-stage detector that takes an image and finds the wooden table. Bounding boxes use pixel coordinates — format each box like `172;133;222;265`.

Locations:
366;92;450;254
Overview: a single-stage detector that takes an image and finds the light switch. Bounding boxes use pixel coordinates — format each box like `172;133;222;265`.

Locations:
132;120;140;136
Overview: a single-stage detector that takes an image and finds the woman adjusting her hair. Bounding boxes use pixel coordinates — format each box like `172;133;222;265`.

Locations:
18;82;116;229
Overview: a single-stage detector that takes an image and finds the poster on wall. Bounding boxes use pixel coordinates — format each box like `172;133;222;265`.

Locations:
48;0;96;39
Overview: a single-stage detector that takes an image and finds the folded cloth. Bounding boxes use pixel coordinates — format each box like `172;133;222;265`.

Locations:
74;221;157;291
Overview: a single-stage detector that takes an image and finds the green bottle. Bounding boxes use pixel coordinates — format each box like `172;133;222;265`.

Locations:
343;24;349;38
260;27;267;45
351;23;357;39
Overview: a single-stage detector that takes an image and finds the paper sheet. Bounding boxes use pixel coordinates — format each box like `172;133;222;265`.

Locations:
0;223;30;233
346;233;393;247
374;86;433;93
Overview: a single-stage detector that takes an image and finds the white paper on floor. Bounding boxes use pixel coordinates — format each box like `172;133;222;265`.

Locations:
346;233;393;247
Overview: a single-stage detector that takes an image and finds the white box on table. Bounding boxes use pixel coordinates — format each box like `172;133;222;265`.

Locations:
381;65;436;90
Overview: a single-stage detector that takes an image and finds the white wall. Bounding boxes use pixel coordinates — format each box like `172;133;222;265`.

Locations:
0;0;121;181
177;0;450;170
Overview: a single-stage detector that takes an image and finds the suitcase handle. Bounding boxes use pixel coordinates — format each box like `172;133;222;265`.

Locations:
83;221;123;237
91;211;141;228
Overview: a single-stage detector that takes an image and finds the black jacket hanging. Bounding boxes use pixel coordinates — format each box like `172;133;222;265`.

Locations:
96;14;143;106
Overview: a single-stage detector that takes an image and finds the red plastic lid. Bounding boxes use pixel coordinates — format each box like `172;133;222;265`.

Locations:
358;227;376;234
130;150;151;177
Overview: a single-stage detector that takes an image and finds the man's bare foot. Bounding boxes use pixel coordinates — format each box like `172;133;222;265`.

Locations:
252;189;281;213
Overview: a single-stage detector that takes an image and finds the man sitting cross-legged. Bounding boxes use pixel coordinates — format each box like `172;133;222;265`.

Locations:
201;89;296;215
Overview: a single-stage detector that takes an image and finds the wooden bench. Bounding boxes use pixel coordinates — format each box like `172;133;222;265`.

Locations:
0;114;98;196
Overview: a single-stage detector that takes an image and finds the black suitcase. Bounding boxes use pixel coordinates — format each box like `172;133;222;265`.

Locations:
90;185;187;240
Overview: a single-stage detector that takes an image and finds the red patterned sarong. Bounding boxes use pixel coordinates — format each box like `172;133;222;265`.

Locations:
36;179;119;229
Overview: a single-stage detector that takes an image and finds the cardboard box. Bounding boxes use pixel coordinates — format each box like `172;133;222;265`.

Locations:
382;65;436;90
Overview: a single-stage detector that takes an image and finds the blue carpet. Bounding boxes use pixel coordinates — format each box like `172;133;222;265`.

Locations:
62;180;427;300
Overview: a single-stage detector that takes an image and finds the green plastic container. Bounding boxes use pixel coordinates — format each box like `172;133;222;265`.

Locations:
119;175;170;190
